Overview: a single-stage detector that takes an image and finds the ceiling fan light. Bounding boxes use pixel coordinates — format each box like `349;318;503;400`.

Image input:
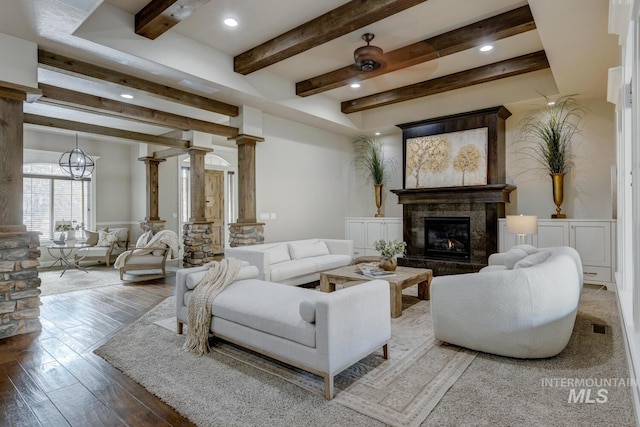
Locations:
354;33;386;72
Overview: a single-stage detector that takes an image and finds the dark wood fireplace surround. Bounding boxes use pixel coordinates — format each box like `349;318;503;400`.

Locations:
392;106;515;276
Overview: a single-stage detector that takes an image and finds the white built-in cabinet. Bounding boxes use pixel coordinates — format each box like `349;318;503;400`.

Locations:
498;218;616;288
345;217;403;257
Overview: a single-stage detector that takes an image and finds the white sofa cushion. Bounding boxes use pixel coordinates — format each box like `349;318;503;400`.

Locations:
268;244;291;264
313;254;353;271
514;250;552;269
299;300;316;323
270;258;318;282
479;264;509;273
512;244;538;255
212;279;322;348
77;246;109;257
288;240;330;260
503;247;529;269
185;265;259;290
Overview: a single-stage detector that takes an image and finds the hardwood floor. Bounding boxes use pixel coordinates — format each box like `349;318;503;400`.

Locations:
0;277;195;427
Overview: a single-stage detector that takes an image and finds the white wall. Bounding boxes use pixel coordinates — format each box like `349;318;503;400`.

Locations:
505;100;616;219
256;114;352;242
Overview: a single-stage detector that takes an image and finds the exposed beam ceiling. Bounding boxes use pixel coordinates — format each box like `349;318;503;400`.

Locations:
233;0;429;75
152;147;189;160
136;0;211;40
297;5;536;97
24;114;190;148
341;51;550;113
38;50;239;117
38;84;239;138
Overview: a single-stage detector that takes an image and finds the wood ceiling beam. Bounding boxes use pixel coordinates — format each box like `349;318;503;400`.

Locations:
38;50;238;117
136;0;211;40
297;5;536;97
341;51;550;114
152;147;188;160
38;84;239;138
24;114;189;148
233;0;429;75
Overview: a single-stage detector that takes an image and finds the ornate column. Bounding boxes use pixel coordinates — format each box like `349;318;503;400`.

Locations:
183;147;216;267
228;134;265;246
138;156;166;233
0;82;42;339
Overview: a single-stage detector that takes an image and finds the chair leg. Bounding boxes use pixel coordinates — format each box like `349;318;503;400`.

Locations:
323;375;334;400
119;268;124;280
177;321;183;335
383;343;389;359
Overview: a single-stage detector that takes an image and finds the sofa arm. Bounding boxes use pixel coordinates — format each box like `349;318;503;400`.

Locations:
224;247;270;281
315;280;391;373
175;266;209;321
487;252;506;266
323;239;354;257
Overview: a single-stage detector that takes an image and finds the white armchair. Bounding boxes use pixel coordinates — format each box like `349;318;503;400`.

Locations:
75;227;129;267
114;229;181;280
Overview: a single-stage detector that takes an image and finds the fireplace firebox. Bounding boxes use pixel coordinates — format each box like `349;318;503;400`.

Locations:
424;217;471;260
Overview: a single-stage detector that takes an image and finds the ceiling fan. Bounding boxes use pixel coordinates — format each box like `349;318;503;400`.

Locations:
354;33;386;72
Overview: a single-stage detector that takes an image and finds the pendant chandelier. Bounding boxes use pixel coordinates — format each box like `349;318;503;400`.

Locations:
59;134;94;180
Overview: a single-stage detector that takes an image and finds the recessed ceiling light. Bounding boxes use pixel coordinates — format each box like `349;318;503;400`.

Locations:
350;83;361;89
547;101;556;106
224;18;238;27
120;94;134;99
375;132;381;136
479;45;493;52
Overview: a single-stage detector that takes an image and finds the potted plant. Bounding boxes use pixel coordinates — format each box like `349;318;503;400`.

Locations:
352;135;394;217
516;95;586;218
374;239;406;271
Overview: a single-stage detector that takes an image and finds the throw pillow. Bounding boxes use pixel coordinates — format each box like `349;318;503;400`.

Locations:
503;247;529;269
136;230;152;248
514;250;551;269
299;300;316;324
512;244;538;255
97;230;118;247
84;230;99;246
288;240;330;260
268;244;291;265
152;243;168;257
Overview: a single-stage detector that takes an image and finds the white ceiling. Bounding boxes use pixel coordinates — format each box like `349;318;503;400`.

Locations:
0;0;621;139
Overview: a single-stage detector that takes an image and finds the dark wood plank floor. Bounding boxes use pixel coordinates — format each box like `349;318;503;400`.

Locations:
0;276;195;427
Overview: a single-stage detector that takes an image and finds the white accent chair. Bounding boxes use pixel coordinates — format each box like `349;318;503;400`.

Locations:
75;227;129;267
176;264;391;399
430;246;582;358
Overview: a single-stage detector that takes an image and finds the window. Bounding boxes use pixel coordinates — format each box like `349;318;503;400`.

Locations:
23;163;92;240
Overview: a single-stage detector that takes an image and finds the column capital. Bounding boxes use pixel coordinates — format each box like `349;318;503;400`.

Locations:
0;81;41;102
137;156;166;164
228;134;265;145
187;146;214;155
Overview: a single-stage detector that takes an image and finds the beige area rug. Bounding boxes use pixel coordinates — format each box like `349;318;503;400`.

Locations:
38;265;177;296
96;291;476;427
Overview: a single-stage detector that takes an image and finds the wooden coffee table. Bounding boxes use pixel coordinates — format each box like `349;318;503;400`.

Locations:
320;265;433;318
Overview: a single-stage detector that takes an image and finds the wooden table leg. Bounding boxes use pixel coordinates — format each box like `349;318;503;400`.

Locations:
417;271;433;300
390;282;402;318
320;274;335;292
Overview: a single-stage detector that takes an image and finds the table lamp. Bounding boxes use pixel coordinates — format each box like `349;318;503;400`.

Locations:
506;214;538;245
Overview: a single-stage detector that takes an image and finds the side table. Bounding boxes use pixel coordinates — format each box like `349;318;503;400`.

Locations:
46;243;91;277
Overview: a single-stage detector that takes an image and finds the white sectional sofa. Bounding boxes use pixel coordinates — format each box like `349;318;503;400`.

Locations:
224;239;353;286
431;246;583;358
176;264;391;399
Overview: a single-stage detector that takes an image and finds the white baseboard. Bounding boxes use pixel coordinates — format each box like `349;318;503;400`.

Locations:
615;287;640;425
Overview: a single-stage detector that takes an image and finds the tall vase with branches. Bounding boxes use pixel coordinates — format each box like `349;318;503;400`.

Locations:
516;95;586;218
353;135;393;217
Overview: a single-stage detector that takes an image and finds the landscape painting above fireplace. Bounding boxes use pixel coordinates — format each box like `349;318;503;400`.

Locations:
405;127;488;189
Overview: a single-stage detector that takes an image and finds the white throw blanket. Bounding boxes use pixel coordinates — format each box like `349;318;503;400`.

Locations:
183;258;242;355
113;229;181;268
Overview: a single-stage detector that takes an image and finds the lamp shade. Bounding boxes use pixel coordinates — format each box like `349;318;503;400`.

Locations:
506;215;538;235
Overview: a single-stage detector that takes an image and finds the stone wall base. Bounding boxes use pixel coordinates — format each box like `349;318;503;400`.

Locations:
228;222;265;247
183;222;218;267
0;230;42;340
140;219;166;234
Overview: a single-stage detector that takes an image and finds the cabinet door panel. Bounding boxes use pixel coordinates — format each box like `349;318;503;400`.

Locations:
365;220;385;247
346;220;365;248
386;220;403;242
570;222;611;267
537;222;570;248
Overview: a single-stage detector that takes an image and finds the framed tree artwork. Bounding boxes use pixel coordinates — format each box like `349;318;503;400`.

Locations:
405;127;488;188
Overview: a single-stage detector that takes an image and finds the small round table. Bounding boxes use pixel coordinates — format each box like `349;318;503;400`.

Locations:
46;243;91;277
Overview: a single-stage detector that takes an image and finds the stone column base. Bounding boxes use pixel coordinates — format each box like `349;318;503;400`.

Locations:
0;230;42;340
183;222;218;268
140;219;166;234
229;222;265;247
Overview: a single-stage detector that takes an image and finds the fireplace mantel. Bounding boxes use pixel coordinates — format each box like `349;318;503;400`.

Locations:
392;184;516;205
